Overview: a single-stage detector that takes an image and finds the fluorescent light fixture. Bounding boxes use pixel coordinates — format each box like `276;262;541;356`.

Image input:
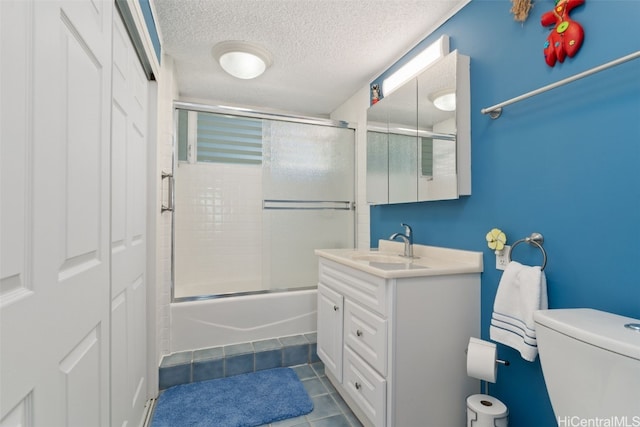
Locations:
431;89;456;111
212;41;273;79
382;35;449;97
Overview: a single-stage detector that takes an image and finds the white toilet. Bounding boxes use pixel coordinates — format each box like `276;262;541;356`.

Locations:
534;308;640;421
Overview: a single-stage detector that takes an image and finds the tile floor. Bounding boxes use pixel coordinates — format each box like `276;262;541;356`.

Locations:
264;362;363;427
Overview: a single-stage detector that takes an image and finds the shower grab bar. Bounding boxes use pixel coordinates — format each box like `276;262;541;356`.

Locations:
263;200;354;210
161;171;174;213
481;50;640;119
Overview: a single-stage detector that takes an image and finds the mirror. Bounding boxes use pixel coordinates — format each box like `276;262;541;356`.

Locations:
367;78;418;204
367;50;470;204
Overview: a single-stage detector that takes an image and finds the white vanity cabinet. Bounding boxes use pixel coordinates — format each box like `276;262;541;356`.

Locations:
316;242;482;427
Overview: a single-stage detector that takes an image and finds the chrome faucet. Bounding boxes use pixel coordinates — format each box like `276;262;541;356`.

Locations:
389;223;414;258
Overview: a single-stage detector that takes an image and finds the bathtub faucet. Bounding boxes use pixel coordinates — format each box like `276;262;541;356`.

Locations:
389;223;414;258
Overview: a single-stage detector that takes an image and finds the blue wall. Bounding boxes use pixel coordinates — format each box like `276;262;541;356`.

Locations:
138;0;161;63
370;1;640;425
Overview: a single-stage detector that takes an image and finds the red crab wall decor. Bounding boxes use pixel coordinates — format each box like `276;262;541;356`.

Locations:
541;0;585;67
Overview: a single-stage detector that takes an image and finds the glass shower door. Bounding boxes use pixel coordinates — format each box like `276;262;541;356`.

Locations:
262;120;355;290
172;108;355;299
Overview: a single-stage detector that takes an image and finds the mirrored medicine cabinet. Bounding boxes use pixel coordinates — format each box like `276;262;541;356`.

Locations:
367;50;471;204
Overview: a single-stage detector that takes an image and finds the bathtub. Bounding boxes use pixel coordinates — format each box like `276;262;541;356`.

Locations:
169;289;317;352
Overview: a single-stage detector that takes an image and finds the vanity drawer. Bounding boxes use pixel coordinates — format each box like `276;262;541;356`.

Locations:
319;259;388;316
344;300;387;376
343;346;387;427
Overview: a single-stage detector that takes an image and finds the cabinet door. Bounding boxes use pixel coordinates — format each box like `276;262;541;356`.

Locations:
317;284;344;382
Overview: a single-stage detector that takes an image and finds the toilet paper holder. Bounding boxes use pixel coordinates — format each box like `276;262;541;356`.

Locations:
464;348;510;367
466;338;510;399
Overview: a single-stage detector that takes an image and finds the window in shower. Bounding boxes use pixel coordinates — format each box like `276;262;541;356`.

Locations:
173;109;355;299
177;111;263;165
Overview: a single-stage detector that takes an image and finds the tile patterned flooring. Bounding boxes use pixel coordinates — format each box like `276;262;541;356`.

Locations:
263;362;363;427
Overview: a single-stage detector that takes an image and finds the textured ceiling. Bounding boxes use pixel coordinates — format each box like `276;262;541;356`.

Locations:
152;0;469;117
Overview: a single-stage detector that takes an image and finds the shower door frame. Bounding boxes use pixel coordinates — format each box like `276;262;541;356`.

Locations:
170;101;357;302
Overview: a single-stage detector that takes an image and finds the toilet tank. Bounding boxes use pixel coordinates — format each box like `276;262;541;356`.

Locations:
533;308;640;422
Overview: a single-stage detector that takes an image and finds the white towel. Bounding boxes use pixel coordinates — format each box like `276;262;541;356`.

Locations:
489;260;548;362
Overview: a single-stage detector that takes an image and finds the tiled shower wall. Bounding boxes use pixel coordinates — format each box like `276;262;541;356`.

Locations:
173;162;265;297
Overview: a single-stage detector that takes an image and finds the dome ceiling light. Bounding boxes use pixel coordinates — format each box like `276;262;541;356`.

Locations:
430;89;456;111
212;41;273;80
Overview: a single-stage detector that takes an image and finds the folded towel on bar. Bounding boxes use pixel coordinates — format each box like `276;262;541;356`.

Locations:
490;260;548;362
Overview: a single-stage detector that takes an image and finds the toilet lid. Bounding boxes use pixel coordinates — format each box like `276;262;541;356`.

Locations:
467;394;508;416
534;309;640;360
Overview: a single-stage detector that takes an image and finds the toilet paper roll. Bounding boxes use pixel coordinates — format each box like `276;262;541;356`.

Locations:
467;394;509;427
467;337;497;383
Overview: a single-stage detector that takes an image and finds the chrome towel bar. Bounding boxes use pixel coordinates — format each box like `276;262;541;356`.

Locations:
482;50;640;119
262;200;354;210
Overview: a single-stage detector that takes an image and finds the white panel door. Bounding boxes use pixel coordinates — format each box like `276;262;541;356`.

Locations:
110;12;149;427
1;1;112;426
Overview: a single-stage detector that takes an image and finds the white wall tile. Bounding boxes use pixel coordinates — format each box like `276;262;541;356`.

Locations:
173;163;263;296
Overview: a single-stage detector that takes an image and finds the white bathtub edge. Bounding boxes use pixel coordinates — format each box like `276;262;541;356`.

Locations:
169;289;318;353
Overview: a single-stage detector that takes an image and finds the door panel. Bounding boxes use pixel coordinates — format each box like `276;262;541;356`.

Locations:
1;0;33;303
1;3;150;425
110;11;149;427
1;1;112;426
59;19;103;275
59;327;102;427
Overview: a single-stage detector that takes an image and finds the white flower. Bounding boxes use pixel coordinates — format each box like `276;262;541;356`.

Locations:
486;228;506;251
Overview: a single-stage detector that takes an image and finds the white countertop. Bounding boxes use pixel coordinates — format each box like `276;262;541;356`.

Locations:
315;240;483;279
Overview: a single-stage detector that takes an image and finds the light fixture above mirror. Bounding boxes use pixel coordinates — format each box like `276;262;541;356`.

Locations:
212;41;273;79
381;35;449;98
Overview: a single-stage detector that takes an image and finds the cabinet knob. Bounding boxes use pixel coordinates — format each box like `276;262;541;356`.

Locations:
333;305;339;311
356;329;363;337
355;382;361;390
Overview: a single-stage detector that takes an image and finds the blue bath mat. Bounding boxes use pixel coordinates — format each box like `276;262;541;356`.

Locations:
151;367;313;427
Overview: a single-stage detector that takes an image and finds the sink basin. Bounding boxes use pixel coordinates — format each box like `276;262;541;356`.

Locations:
349;252;429;271
368;261;428;271
350;253;418;263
